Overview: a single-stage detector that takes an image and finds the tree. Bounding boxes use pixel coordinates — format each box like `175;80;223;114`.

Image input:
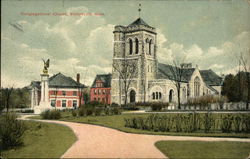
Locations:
112;58;137;107
239;51;250;109
167;61;184;109
1;86;14;112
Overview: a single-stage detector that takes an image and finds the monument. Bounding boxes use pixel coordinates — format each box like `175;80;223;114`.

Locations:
34;59;52;114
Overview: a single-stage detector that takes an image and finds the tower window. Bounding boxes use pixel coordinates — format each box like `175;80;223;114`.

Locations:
149;39;152;55
135;38;139;54
129;39;133;55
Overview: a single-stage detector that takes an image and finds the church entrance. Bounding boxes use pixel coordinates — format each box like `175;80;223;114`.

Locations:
129;90;136;103
169;89;174;103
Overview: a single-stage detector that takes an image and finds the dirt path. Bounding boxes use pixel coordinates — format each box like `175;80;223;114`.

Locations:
21;115;250;158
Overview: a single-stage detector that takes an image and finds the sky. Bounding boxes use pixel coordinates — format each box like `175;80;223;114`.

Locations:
1;0;250;88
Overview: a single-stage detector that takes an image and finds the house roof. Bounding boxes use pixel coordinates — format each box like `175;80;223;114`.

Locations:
128;18;151;27
30;81;41;89
48;73;86;88
157;63;222;86
91;73;112;88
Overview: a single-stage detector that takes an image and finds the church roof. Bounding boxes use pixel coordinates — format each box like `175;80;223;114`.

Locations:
158;63;195;82
48;73;86;88
200;70;223;86
128;18;151;27
157;63;222;86
91;73;112;88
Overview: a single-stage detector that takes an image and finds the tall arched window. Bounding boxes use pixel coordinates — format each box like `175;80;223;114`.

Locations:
149;39;152;55
182;87;186;99
194;77;200;97
159;92;162;99
129;39;133;55
152;92;155;100
169;89;174;102
135;38;139;54
156;92;159;99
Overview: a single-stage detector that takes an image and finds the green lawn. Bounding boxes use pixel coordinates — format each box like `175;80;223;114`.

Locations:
155;141;250;159
1;121;76;158
31;112;250;138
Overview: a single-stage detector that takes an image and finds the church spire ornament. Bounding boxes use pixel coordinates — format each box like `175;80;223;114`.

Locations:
138;3;141;18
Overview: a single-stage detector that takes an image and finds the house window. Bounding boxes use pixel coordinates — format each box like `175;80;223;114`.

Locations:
102;98;105;102
73;100;77;108
62;100;66;107
94;98;97;101
51;100;55;107
62;91;66;96
98;89;101;94
73;91;77;96
94;89;97;95
103;90;106;94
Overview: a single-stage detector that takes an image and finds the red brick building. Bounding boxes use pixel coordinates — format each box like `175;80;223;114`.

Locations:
90;74;112;104
30;73;87;109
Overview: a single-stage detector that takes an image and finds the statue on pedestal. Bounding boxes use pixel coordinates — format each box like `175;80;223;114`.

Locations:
42;59;50;74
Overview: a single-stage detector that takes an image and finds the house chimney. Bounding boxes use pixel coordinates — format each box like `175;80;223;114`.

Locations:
76;73;80;83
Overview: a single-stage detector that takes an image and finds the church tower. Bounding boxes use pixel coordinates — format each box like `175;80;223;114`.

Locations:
111;16;158;105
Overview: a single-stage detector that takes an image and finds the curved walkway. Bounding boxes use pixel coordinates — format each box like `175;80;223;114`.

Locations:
21;115;250;158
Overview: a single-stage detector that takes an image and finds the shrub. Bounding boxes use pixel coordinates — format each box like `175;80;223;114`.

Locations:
203;113;214;133
41;110;50;119
72;110;77;117
104;108;110;115
94;107;102;116
0;113;26;150
86;107;94;116
221;114;233;133
41;109;61;119
111;107;121;115
78;107;86;116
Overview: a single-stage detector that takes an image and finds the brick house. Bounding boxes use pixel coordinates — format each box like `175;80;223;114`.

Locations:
30;73;87;110
90;74;112;104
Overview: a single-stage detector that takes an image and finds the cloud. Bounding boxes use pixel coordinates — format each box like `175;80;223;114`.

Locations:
1;6;114;88
157;31;250;75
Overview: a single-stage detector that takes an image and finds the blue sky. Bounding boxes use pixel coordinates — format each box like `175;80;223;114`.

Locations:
1;0;250;87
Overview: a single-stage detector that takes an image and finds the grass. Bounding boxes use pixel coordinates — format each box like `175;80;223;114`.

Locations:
1;120;77;158
30;111;250;138
155;140;250;159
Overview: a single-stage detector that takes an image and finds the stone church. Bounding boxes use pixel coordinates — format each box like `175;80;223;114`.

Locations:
111;18;222;106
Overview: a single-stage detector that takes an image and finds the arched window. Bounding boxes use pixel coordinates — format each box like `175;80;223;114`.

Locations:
129;39;133;55
182;87;186;99
156;92;159;99
159;92;162;99
169;89;174;102
135;38;139;54
149;39;152;55
129;90;136;103
194;77;200;97
152;92;155;100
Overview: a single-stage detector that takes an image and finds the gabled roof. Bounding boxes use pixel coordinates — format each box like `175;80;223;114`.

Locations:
30;81;41;89
48;73;86;88
91;73;112;88
157;63;222;86
200;70;222;86
128;18;151;27
157;63;195;82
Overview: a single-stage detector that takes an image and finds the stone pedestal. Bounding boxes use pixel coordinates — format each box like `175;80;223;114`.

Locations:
34;73;52;114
